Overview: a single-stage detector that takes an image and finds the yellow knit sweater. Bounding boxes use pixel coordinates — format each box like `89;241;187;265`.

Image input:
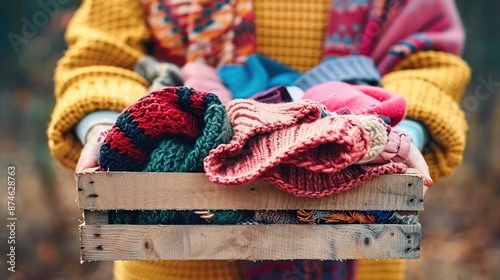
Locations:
48;0;470;279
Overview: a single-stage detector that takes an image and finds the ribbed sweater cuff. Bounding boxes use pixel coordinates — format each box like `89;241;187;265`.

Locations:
394;118;429;151
75;111;120;145
48;74;148;169
294;55;381;90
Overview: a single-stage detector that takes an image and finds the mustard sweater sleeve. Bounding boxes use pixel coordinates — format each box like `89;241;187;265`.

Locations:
48;0;151;169
382;51;471;181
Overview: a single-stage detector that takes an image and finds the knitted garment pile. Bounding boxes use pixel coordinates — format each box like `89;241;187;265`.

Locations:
99;86;407;225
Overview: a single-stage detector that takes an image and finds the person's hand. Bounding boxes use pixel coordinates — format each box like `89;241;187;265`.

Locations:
75;124;112;174
406;142;433;195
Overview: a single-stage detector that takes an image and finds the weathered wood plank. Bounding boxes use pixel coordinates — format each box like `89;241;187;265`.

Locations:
84;211;108;225
80;224;421;261
77;169;424;211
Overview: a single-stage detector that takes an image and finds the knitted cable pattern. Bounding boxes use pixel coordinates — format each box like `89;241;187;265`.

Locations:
346;115;390;164
369;130;411;164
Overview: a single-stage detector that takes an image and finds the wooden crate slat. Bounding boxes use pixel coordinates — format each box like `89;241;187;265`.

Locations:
84;210;109;225
80;224;420;261
77;169;424;211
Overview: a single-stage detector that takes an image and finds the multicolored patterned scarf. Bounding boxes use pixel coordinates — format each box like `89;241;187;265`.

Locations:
141;0;256;67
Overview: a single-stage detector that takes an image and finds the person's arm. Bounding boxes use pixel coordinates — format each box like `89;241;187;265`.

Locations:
47;0;151;169
363;0;470;181
382;51;470;181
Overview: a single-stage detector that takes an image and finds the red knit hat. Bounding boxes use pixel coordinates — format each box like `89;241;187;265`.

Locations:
303;81;407;126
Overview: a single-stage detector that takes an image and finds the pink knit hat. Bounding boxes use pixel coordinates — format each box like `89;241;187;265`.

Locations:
303;81;407;126
204;99;406;197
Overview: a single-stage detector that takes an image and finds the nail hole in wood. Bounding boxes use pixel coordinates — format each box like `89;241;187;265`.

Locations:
77;187;82;191
390;232;394;237
409;198;415;202
94;233;101;237
145;241;149;249
250;188;255;191
89;180;94;184
81;247;84;249
96;245;103;250
88;193;98;198
408;183;413;187
364;237;370;245
406;235;411;239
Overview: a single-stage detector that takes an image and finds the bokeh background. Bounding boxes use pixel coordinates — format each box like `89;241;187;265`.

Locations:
0;0;499;279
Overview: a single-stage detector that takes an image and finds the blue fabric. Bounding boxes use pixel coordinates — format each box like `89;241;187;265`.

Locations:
294;55;381;90
219;54;300;99
364;210;394;223
394;118;429;151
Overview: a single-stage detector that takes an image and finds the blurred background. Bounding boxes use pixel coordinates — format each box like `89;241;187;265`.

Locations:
0;0;499;279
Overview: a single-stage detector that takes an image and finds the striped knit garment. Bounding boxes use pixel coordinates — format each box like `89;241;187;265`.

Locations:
99;86;257;225
99;86;231;172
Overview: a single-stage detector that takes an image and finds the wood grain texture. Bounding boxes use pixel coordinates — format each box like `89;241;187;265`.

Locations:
80;224;421;261
77;169;424;211
84;211;108;225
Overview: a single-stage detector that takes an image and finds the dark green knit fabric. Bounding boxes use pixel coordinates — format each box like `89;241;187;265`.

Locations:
211;210;254;225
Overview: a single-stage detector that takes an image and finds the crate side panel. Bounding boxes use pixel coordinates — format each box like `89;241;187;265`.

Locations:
80;224;421;261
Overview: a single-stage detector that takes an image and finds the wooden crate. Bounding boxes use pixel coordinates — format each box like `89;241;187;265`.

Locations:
77;169;424;261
